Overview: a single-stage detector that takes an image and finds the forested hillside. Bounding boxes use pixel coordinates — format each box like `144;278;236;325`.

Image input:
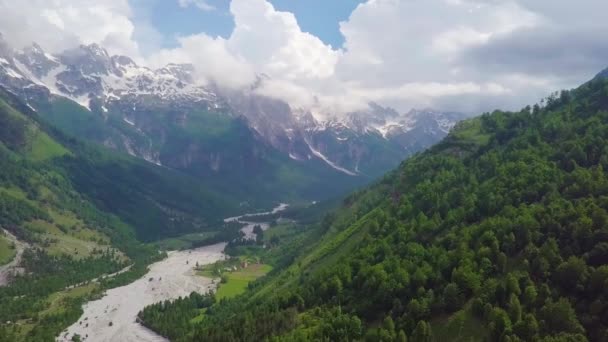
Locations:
143;74;608;341
0;87;241;240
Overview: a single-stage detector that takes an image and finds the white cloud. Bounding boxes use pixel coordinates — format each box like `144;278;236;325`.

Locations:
2;0;608;115
157;0;573;114
0;0;143;59
177;0;215;12
149;0;340;92
146;0;608;115
148;34;256;89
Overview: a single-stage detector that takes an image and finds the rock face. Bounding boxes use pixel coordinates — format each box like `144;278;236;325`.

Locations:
0;35;467;182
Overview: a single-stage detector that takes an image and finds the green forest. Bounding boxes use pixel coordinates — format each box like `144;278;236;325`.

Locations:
136;74;608;341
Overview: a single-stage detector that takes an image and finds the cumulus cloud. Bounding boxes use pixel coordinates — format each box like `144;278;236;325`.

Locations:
152;0;608;115
1;0;608;115
0;0;144;59
148;0;341;103
148;34;256;89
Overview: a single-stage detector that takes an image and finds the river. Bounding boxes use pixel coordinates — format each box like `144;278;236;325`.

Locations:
58;204;288;342
224;203;289;240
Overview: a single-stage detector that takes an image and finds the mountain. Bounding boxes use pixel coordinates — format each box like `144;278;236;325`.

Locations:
0;36;466;203
139;71;608;341
0;84;254;241
301;106;465;176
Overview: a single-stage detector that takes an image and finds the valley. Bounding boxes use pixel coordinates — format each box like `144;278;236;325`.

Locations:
59;204;288;342
0;2;605;341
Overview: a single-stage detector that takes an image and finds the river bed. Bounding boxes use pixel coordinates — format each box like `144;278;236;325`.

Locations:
58;204;288;342
225;203;288;240
58;243;226;342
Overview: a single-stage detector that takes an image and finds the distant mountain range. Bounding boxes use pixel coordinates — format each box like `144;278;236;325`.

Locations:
0;33;469;203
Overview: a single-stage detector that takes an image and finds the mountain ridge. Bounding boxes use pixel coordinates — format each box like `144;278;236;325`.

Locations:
0;36;467;184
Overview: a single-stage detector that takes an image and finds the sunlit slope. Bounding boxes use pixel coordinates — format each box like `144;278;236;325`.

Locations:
182;75;608;342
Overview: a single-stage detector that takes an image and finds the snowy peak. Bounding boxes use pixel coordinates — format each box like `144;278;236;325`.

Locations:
405;109;464;134
0;37;467;180
0;40;218;109
158;63;196;84
16;43;60;78
59;43;113;76
302;103;462;141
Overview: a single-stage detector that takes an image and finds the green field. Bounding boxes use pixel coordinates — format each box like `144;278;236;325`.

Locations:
190;262;273;324
25;209;119;260
0;234;16;265
215;264;273;300
27;130;70;161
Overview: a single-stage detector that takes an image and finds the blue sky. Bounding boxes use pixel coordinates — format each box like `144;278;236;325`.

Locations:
130;0;365;49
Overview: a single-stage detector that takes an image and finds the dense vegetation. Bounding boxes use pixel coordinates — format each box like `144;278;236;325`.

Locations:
138;292;216;340
142;75;608;341
2;88;241;240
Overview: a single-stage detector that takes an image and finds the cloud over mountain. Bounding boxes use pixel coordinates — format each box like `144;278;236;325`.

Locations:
1;0;608;115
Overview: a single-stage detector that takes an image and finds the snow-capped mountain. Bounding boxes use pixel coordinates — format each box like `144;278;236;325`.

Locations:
2;39;218;109
0;35;467;179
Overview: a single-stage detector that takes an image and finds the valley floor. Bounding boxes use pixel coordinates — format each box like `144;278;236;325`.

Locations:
58;203;288;342
58;243;227;342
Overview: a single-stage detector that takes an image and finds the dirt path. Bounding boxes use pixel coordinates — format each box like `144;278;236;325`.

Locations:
0;229;28;286
64;264;134;290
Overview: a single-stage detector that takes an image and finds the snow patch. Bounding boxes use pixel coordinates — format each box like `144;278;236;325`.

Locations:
4;67;23;79
44;52;59;63
305;140;358;176
72;94;92;110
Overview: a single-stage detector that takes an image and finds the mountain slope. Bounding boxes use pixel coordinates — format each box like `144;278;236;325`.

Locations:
146;73;608;341
0;37;466;203
0;87;155;341
0;87;241;241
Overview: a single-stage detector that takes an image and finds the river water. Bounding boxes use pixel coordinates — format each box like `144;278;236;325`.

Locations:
58;204;288;342
224;203;288;240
